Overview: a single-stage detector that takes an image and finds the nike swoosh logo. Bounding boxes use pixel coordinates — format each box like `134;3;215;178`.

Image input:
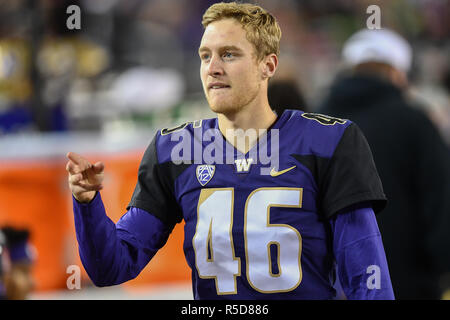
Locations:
270;165;297;177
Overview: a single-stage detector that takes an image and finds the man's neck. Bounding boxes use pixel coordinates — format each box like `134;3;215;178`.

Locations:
217;100;277;154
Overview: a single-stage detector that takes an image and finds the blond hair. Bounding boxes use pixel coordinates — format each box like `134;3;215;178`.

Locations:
202;2;282;61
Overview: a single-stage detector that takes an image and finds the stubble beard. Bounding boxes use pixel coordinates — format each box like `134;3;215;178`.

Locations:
206;82;261;117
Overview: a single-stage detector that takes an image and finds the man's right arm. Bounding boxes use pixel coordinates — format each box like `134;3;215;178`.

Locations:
72;191;173;286
66;131;183;287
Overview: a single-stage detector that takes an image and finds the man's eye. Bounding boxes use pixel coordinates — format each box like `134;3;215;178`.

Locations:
201;54;210;61
223;52;234;59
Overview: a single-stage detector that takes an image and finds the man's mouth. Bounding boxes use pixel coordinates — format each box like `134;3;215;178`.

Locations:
208;83;231;90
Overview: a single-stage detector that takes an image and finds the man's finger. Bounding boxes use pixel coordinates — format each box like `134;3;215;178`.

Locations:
67;152;89;166
66;152;80;164
67;152;93;172
93;162;105;174
66;161;80;174
77;181;103;191
68;173;83;184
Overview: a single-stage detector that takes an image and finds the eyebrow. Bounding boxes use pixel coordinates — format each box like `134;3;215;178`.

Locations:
198;45;243;54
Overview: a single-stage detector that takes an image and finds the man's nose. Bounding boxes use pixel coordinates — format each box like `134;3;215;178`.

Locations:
207;55;224;76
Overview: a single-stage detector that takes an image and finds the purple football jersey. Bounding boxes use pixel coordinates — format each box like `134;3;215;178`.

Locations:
120;110;387;299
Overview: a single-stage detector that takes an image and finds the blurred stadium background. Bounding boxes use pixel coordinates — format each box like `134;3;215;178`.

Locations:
0;0;448;299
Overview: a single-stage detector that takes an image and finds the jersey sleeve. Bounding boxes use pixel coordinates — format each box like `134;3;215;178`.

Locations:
73;192;173;286
321;122;387;219
127;133;184;227
331;204;395;300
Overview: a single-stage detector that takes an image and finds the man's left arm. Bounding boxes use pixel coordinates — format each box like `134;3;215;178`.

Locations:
331;204;395;300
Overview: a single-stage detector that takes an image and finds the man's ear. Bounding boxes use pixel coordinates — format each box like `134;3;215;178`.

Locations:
261;53;278;79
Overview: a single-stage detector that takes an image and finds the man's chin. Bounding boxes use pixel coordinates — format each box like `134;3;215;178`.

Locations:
208;101;239;115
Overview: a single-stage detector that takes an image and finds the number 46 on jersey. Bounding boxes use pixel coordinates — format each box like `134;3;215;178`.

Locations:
193;187;303;295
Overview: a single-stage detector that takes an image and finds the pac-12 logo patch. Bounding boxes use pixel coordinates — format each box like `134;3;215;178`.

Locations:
196;165;215;186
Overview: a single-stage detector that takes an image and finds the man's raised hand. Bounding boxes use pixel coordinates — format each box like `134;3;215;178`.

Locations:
66;152;105;203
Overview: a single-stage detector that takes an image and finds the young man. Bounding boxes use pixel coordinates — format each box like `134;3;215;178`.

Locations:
67;2;394;299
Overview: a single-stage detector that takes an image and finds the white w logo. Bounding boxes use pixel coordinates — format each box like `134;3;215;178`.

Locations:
234;158;254;172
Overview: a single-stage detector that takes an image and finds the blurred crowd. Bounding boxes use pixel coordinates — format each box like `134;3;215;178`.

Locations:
0;226;36;300
0;0;448;141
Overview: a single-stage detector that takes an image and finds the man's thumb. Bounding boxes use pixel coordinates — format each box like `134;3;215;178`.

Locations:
93;162;105;174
